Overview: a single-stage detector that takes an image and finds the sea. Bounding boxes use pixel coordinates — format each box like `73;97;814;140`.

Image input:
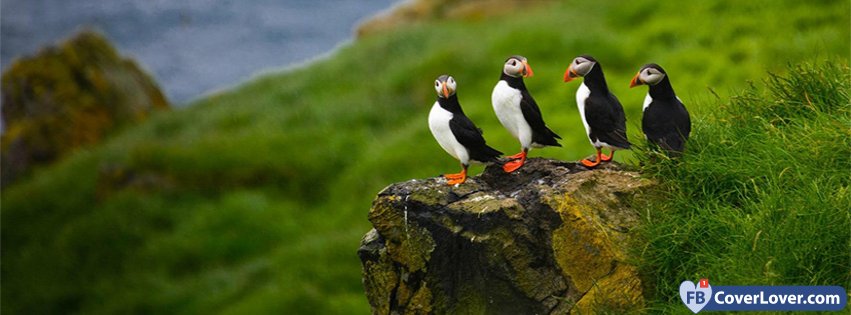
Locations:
0;0;399;105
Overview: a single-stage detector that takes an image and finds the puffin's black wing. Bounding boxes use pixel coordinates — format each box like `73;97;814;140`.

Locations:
642;99;691;153
449;114;503;163
519;90;562;146
585;93;631;149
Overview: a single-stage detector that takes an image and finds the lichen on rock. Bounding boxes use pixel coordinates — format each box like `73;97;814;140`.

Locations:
359;158;653;314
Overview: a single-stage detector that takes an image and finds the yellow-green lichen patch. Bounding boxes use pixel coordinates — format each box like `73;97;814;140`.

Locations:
546;170;649;314
385;224;434;272
369;195;436;272
572;263;644;314
398;280;433;315
361;251;398;314
551;194;620;292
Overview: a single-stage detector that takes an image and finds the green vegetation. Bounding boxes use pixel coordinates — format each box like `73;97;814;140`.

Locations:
635;61;850;313
2;0;848;314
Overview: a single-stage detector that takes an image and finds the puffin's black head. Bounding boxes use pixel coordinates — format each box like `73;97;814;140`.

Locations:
563;55;597;83
503;55;534;78
630;63;667;88
434;74;457;98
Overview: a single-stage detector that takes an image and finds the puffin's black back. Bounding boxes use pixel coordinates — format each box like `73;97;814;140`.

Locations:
439;95;503;163
500;73;562;147
642;75;690;153
582;62;631;149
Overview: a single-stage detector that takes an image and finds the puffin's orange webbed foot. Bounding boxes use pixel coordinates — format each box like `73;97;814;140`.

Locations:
581;148;604;168
443;166;468;185
502;159;525;173
580;158;601;168
446;176;466;185
600;150;615;162
506;152;525;160
503;150;527;172
443;173;464;180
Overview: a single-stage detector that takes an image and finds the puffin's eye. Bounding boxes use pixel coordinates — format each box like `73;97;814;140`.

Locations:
575;59;580;65
511;60;517;66
435;81;440;86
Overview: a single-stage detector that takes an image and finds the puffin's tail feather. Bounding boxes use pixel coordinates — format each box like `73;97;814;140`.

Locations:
615;139;632;150
550;127;562;140
533;128;562;147
607;130;632;150
470;144;503;164
611;140;632;150
656;133;686;155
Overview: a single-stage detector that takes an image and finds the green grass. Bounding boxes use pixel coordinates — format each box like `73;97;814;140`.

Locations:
634;61;850;313
2;0;849;313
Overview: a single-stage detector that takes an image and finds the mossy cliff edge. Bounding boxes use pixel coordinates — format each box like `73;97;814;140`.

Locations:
359;158;653;314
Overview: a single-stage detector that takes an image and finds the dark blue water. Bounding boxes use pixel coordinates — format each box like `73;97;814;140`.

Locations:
1;0;398;104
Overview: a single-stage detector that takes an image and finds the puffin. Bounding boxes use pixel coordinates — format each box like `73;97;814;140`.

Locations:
429;75;503;185
630;63;691;154
564;55;631;168
491;55;562;172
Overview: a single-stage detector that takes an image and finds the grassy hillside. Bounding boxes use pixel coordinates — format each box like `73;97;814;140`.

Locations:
2;0;849;313
635;61;850;313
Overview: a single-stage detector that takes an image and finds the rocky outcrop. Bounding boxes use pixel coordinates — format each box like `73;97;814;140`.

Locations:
1;31;169;186
358;158;653;314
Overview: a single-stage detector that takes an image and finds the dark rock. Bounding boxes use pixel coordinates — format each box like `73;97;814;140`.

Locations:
359;158;653;314
1;30;169;186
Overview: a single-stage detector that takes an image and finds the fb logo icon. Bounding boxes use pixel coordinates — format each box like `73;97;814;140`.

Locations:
680;278;712;313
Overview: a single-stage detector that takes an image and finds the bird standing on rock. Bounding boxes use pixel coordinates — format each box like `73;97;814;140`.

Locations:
492;55;562;173
429;75;503;185
630;63;691;154
564;55;631;168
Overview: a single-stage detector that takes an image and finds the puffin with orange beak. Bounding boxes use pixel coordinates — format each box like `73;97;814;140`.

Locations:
429;75;503;185
630;63;691;154
564;55;631;168
491;55;562;172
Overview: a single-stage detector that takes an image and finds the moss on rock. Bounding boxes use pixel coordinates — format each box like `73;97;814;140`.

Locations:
1;30;169;186
359;158;654;314
548;170;651;314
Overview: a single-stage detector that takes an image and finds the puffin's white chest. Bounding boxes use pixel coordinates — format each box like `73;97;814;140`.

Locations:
575;83;592;136
643;94;683;111
492;80;532;146
642;94;653;111
428;102;469;163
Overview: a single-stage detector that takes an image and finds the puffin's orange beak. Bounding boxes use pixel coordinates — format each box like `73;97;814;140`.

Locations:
629;72;642;88
442;84;449;98
522;61;534;77
563;65;578;83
